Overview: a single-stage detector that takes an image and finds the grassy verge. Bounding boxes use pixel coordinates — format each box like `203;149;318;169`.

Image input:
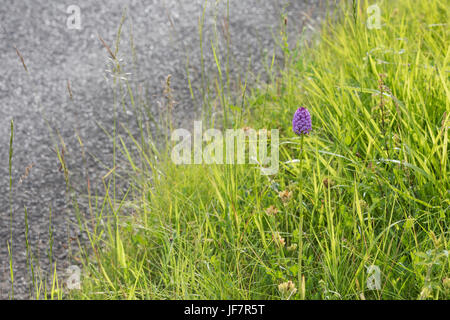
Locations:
66;0;449;300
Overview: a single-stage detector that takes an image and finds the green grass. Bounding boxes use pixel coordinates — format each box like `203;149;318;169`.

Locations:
18;0;448;300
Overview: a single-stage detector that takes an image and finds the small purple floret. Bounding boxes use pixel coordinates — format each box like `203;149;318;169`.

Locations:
292;107;312;135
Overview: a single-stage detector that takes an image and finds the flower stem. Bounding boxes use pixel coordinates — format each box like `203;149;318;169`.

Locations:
298;134;304;299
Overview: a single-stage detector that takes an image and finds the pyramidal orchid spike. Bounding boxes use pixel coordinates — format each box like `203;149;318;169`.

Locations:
292;107;312;135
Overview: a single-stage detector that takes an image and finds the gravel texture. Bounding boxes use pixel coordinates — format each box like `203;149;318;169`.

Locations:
0;0;329;299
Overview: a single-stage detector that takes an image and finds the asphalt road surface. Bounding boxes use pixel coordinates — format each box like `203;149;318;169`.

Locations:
0;0;329;299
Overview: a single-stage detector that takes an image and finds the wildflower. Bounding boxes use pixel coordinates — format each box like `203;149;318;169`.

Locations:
292;107;312;135
287;243;298;251
272;232;286;247
265;205;279;216
278;280;297;297
278;190;293;204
